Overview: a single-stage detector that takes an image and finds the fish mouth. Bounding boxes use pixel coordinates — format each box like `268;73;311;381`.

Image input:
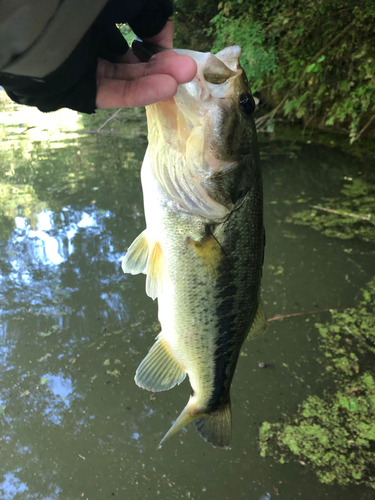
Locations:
132;39;243;91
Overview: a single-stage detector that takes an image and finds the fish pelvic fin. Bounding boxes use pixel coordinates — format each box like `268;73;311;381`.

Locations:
247;298;267;340
122;230;168;300
145;240;166;300
135;335;186;392
194;399;232;449
158;399;232;450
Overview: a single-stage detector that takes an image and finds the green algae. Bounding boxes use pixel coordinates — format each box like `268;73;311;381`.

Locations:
259;278;375;489
287;178;375;243
259;122;375;245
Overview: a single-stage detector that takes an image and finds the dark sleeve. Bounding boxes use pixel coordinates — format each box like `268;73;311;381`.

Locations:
106;0;173;39
1;20;128;114
0;0;173;114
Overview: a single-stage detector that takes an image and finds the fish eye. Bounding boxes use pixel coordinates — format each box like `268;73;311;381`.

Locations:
239;93;256;116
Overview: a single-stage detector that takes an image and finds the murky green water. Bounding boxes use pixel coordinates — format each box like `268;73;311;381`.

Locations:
1;95;374;500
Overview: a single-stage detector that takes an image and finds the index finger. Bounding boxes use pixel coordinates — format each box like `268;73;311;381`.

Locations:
97;53;197;86
96;74;178;109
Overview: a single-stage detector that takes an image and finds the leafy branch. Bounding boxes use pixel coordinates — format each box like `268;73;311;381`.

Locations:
255;21;354;128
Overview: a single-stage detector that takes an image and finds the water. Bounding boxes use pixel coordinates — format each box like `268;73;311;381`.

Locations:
0;97;374;499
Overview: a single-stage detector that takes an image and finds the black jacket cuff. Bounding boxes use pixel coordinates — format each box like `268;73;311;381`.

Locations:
130;0;173;39
1;21;128;114
0;0;173;114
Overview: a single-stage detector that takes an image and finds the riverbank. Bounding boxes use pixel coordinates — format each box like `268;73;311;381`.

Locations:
173;0;375;142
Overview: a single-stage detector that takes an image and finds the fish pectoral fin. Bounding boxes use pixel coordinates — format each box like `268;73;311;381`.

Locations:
122;231;167;300
122;230;150;275
135;335;186;392
247;299;267;340
194;399;232;449
188;234;227;278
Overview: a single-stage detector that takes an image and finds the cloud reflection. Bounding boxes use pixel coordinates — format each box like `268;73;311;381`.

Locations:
1;203;130;338
45;374;73;404
5;206;123;273
0;473;29;499
15;209;103;267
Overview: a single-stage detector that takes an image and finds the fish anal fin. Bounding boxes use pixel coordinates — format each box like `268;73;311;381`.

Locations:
247;299;267;340
122;230;149;275
135;335;186;393
194;399;232;449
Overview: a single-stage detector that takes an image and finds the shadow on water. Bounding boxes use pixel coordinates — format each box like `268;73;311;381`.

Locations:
0;97;374;499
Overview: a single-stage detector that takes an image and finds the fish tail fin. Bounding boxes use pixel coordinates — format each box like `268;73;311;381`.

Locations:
157;398;232;450
157;400;196;449
194;399;232;449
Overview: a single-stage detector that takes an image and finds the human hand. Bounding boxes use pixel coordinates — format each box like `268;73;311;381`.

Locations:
95;21;197;109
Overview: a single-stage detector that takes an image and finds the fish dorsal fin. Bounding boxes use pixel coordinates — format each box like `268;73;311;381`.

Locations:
135;335;186;392
247;299;267;340
122;231;167;300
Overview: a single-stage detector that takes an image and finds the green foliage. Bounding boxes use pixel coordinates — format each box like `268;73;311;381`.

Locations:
173;0;219;51
117;24;136;45
288;177;375;243
259;279;375;489
173;0;375;141
210;12;278;93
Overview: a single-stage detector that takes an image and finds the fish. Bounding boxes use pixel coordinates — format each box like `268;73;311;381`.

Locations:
122;44;266;449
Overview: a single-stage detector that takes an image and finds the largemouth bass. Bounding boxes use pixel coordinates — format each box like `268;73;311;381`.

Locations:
122;45;266;449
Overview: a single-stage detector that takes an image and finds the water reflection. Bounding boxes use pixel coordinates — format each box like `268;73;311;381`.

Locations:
0;103;154;497
1;473;29;500
11;207;121;267
1;205;130;341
